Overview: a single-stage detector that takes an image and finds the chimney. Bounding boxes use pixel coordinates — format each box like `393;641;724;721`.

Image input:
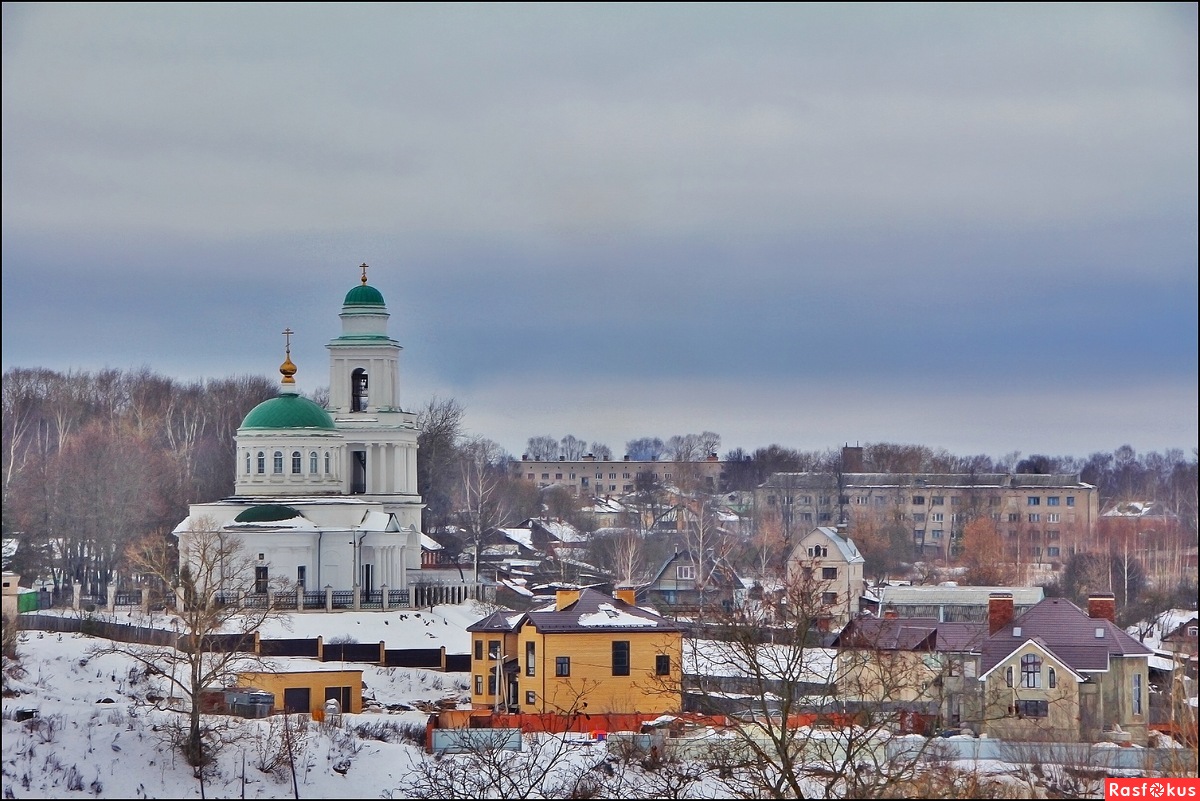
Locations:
624;454;630;461
555;589;580;611
883;607;898;620
706;452;719;462
1088;593;1116;623
583;453;594;462
842;444;864;473
614;588;637;606
988;592;1014;635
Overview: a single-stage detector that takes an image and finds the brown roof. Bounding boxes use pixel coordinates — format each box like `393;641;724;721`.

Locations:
526;588;684;635
832;616;985;653
980;597;1151;674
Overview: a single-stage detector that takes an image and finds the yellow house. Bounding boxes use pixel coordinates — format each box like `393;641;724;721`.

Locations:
467;588;683;715
238;666;364;716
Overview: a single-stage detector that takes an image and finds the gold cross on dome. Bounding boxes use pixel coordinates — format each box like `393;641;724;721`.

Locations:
360;263;369;284
282;327;294;353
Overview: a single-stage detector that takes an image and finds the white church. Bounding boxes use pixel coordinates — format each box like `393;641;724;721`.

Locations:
174;266;431;606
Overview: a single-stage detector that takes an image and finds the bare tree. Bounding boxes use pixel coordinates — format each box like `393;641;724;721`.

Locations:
558;434;587;461
456;436;517;583
90;516;288;767
417;395;466;532
590;442;613;460
524;435;559;461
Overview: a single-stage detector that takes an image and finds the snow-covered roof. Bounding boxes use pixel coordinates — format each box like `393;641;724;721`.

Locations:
500;528;535;551
577;602;660;628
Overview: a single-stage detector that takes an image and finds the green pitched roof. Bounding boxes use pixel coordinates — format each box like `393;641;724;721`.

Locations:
343;283;386;307
241;393;336;430
234;504;303;523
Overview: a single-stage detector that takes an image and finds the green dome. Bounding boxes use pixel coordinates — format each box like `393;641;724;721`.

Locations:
234;505;302;523
241;393;336;430
344;283;386;307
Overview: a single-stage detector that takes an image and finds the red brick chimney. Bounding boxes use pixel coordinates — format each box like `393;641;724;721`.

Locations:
883;607;898;620
1088;593;1116;623
988;592;1014;635
842;445;864;473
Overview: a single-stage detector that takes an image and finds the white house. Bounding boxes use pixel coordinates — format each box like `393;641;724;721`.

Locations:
786;526;865;631
175;266;424;599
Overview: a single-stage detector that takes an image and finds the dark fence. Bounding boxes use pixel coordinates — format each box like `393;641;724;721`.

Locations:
259;637;320;658
444;654;471;672
384;648;443;669
390;589;409;608
273;591;297;609
113;590;144;606
321;641;382;663
331;591;354;609
412;583;475;608
303;591;325;610
361;590;383;610
18;614;177;647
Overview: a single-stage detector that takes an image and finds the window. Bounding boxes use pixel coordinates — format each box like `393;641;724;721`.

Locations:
474;675;483;695
244;452;251;474
989;496;1001;506
1015;700;1048;718
1020;653;1042;688
255;566;269;594
912;495;925;505
623;472;630;479
1133;673;1143;715
822;567;837;580
526;691;536;705
800;495;812;504
951;496;961;506
931;496;944;505
1028;513;1040;523
800;512;813;522
555;473;562;480
488;674;496;695
676;564;696;580
931;512;944;523
807;546;827;558
1027;497;1040;506
932;529;944;539
822;592;838;605
556;656;570;677
541;473;549;480
819;495;831;505
610;473;617;480
1048;668;1056;689
257;451;266;474
1047;547;1061;557
292;451;302;473
612;641;630;676
475;639;483;660
273;451;283;474
1047;496;1060;506
656;654;671;676
1008;513;1021;522
1047;530;1061;539
324;452;331;473
526;641;536;676
913;529;925;541
913;513;926;522
1005;666;1013;688
1047;513;1059;523
1066;497;1075;507
1189;626;1199;638
310;451;318;474
596;472;603;479
818;512;832;522
488;640;500;660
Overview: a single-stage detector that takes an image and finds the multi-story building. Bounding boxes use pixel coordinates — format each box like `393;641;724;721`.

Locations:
785;526;866;631
757;467;1099;574
466;588;684;715
512;454;723;497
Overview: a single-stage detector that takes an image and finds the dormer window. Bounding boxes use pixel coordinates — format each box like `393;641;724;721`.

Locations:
351;368;369;412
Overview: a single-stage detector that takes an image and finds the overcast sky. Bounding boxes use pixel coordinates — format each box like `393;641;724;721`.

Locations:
2;4;1196;461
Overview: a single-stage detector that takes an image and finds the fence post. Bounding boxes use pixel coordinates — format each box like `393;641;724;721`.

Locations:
73;582;82;611
381;584;390;611
297;586;304;613
107;585;116;612
353;585;361;611
140;588;149;615
325;585;333;613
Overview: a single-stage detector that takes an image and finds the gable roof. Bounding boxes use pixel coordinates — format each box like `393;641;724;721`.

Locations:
645;548;743;589
524;588;683;634
796;526;865;565
833;616;986;653
980;597;1151;675
977;637;1089;684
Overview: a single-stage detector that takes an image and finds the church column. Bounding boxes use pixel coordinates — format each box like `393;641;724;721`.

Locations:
398;545;407;589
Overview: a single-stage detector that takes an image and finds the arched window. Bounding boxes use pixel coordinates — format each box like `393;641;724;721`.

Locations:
324;451;331;474
273;451;283;474
1005;666;1013;688
351;368;369;412
245;452;251;474
1048;667;1056;689
257;451;266;474
1020;653;1042;688
291;451;302;474
309;451;318;474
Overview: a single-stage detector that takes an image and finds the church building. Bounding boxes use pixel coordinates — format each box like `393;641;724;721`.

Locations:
174;266;425;601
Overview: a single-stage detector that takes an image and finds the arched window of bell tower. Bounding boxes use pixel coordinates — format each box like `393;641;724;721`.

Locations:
351;368;369;412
